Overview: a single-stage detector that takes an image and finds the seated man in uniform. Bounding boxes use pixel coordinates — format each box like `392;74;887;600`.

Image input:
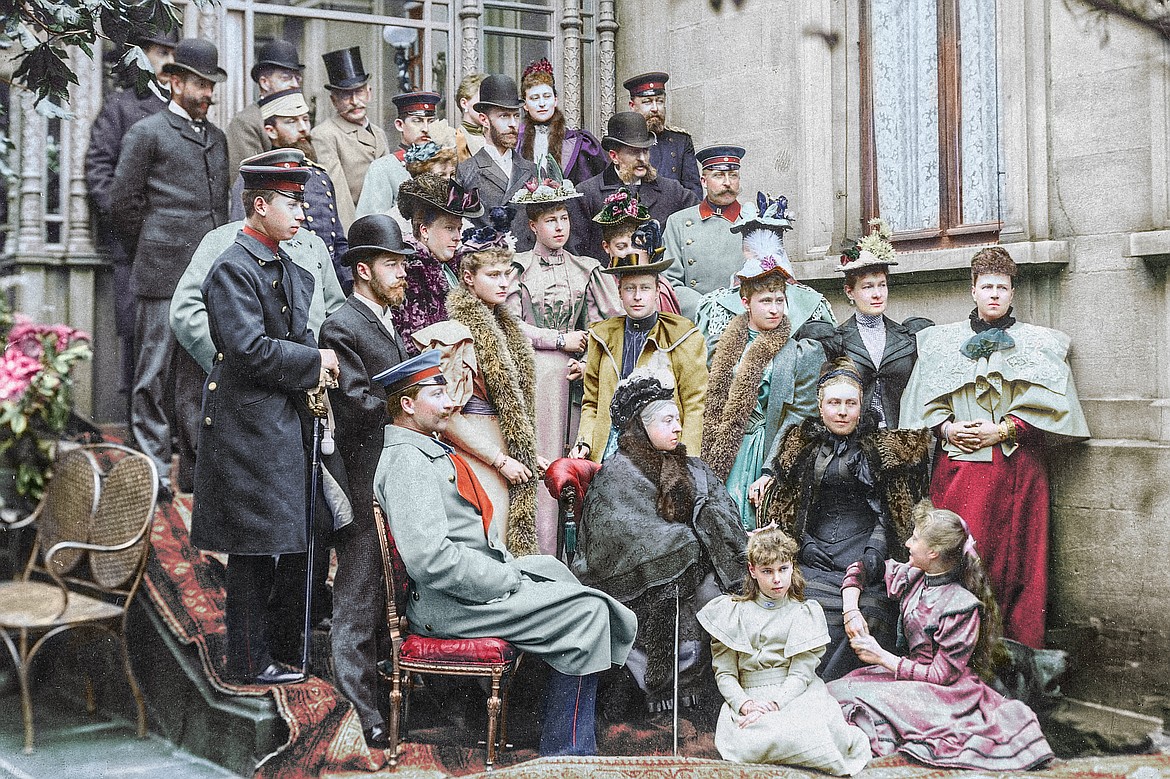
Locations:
373;351;638;755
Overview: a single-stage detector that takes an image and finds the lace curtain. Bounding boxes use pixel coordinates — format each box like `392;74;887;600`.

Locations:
959;0;1001;225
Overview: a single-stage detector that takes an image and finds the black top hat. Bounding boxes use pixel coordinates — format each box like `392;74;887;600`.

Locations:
322;47;370;91
162;39;227;82
601;112;657;152
472;75;523;112
392;91;441;117
341;215;418;266
135;24;180;50
239;149;311;200
623;72;670;97
251;39;305;83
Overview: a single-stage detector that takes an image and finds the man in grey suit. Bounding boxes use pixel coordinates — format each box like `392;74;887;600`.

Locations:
318;215;413;749
455;74;537;251
112;38;230;499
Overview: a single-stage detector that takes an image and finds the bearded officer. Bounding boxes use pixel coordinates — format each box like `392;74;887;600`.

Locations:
624;71;702;199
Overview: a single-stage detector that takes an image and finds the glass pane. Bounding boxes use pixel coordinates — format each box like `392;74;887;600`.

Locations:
254;0;412;16
296;20;389;130
483;33;551;81
252;15;307;103
433;2;449;23
431;29;450;118
959;0;1000;225
870;0;940;232
484;7;552;33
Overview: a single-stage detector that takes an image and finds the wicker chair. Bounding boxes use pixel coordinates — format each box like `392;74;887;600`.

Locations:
373;502;523;769
0;444;158;752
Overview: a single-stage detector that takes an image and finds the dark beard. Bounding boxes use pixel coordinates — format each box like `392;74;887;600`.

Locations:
614;158;658;184
368;273;406;308
274;136;316;162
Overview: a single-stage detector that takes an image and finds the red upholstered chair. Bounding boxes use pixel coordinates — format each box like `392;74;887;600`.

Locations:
541;457;601;566
373;502;523;769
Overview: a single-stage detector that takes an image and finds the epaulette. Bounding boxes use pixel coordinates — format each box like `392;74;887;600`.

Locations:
305;158;326;171
665;125;691;136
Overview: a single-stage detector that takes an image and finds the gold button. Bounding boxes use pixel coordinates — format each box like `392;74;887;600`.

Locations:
448;474;455;483
208;382;217;391
690;280;697;287
328;204;333;210
307;215;314;222
688;258;695;265
685;239;693;245
204;417;212;426
281;305;289;313
671;152;677;157
331;232;336;237
257;258;266;266
685;220;693;227
272;279;280;289
216;352;224;361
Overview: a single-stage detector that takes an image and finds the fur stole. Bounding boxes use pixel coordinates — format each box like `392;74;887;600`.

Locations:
618;422;695;526
520;109;567;167
761;413;933;547
446;285;540;556
702;314;792;480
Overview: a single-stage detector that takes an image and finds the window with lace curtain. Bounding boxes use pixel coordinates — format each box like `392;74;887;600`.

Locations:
860;0;1002;250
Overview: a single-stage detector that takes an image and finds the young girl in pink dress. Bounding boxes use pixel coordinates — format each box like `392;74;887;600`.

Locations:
697;526;870;775
827;502;1055;771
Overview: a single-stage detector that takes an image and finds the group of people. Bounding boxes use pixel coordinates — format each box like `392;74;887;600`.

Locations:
87;27;1092;773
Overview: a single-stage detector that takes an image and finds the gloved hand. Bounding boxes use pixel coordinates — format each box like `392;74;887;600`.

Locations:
800;541;834;571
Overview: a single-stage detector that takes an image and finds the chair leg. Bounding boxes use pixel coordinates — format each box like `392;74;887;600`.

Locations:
18;631;33;754
497;661;521;752
387;665;403;767
485;670;503;771
117;634;148;738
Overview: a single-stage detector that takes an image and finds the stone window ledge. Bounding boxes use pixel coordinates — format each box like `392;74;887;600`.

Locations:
1127;229;1170;268
795;239;1071;284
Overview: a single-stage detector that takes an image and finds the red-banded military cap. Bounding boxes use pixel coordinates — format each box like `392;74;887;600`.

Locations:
696;144;746;171
239;149;310;200
391;91;440;118
622;71;669;97
372;350;448;394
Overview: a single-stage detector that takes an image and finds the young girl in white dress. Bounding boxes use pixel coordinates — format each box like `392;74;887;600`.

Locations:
696;525;870;775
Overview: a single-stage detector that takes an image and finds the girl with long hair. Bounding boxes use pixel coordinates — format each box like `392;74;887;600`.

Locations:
827;501;1055;771
696;525;869;774
516;58;606;184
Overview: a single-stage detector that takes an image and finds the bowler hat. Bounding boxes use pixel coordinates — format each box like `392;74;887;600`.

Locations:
162;39;227;83
135;24;180;50
251;39;305;83
322;47;370;91
601;112;657;152
341;215;417;266
472;75;523;112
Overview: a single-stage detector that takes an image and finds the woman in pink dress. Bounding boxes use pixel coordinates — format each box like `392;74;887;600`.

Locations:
827;502;1054;771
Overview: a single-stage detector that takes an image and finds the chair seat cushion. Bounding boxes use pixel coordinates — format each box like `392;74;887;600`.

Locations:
0;581;123;628
399;634;518;666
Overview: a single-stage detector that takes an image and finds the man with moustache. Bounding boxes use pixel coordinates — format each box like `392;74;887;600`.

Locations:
318;215;413;748
456;74;537;251
226;39;304;172
229;89;350;290
191;149;340;686
112;38;230;499
567;112;698;261
85;23;178;405
312;47;388;231
624;72;702;200
355;91;443;221
663;145;757;320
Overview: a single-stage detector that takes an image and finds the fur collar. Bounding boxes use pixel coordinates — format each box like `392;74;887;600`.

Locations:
702;314;791;480
618;423;695;526
446;285;540;555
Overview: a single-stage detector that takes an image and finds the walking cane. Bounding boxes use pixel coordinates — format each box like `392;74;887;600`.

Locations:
672;581;681;756
302;385;333;675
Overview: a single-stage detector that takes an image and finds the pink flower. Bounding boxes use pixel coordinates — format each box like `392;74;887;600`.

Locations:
0;348;41;402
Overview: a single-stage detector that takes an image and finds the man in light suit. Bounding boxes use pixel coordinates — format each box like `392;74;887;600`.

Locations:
311;47;388;231
226;39;304;172
455;74;537;251
112;38;230;499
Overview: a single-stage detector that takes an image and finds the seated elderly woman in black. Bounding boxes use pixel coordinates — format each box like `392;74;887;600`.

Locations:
573;372;748;720
760;358;931;681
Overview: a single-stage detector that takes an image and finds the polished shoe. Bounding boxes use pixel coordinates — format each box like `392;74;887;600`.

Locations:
255;663;306;685
363;724;390;750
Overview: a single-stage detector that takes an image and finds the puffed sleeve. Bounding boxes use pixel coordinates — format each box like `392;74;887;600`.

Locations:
894;605;980;685
584;266;623;324
411;321;478;407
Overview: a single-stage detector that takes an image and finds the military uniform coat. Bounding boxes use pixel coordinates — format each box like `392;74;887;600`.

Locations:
663;200;758;320
111;108;230;298
650;127;702;199
354;154;410;219
567;166;699;261
374;424;637;676
226;101;270;174
190;232;323;555
311;114;389;230
456;147;538;252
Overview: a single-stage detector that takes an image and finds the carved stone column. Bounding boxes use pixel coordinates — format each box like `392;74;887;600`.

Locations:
596;0;618;125
559;0;583;128
15;96;46;259
459;0;482;82
66;46;101;257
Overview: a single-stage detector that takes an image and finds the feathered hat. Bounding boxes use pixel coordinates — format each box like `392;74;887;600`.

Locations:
730;192;796;235
609;371;674;432
600;218;673;275
837;218;898;276
510;155;583;204
454;206;516;263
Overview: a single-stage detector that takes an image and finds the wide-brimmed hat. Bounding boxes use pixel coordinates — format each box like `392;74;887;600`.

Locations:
592;186;650;226
837;218;898;276
135;24;180;50
601;112;657;151
322;47;370;91
341;215;417;266
398;174;485;223
162;39;227;82
510;155;582;205
730;192;795;235
473;75;523;112
251;39;304;83
239;149;310;200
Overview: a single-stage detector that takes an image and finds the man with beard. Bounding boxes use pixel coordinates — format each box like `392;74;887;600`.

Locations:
663;145;758;320
624;72;702;200
226;39;304;172
85;23;178;407
456;74;537;251
229;89;350;291
312;47;388;231
567;112;698;262
318;215;413;748
112;38;230;500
